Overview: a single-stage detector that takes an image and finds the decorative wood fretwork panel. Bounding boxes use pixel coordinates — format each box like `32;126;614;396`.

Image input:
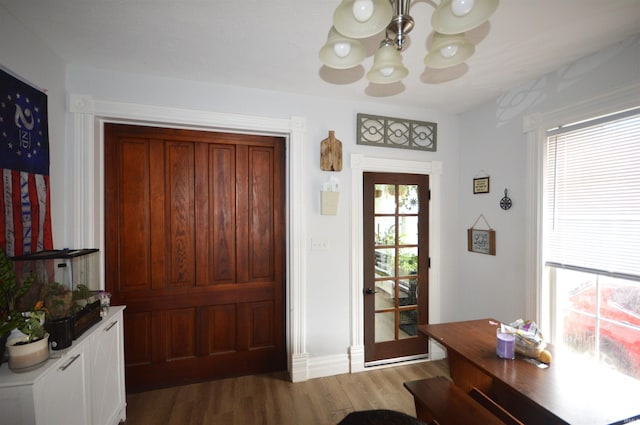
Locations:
357;113;437;152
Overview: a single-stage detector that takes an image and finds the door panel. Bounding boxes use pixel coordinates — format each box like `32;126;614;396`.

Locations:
363;173;429;362
105;124;286;392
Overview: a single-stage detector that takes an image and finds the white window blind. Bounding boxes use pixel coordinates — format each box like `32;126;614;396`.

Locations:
544;107;640;281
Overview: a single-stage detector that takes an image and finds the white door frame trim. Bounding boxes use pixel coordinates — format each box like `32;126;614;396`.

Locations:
349;154;443;372
68;94;309;381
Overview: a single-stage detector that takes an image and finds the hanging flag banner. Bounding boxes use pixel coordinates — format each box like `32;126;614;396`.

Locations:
0;68;53;257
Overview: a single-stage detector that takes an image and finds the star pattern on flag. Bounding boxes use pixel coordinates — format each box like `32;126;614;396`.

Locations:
0;71;49;175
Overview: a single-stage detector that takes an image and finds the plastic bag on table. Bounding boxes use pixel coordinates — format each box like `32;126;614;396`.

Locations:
501;319;546;358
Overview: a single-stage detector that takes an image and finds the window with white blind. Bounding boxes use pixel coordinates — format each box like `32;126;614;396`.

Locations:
543;107;640;380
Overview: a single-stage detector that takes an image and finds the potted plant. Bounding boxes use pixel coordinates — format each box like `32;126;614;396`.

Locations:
0;246;49;370
5;308;49;370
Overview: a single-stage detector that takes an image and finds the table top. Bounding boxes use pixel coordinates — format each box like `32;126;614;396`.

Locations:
419;319;640;425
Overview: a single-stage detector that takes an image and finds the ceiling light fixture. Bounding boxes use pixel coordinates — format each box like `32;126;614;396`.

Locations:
320;0;498;84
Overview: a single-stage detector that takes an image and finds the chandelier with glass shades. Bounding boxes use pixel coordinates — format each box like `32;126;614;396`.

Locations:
319;0;499;84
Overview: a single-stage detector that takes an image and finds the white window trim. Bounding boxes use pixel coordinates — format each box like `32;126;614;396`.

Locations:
349;154;443;372
522;83;640;338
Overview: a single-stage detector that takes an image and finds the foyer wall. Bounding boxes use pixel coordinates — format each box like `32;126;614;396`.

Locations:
65;66;461;365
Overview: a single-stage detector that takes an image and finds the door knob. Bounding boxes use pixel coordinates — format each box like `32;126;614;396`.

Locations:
364;287;378;295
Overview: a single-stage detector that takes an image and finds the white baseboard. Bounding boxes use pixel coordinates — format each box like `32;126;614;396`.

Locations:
289;353;309;382
292;345;447;382
307;354;350;380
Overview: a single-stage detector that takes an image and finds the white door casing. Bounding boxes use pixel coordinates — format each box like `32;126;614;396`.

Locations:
68;94;309;381
349;154;444;372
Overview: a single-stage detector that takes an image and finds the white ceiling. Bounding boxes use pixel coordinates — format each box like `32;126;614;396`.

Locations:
2;1;639;114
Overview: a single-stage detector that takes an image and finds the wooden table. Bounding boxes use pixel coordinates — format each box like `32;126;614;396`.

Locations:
418;319;640;425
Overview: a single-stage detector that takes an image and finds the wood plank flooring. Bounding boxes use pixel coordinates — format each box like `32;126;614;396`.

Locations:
125;359;450;425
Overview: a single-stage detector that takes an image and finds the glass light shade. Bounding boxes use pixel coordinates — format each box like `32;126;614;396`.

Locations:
333;0;393;39
352;0;374;22
440;44;458;58
431;0;498;34
451;0;475;17
379;67;394;77
424;32;475;69
366;44;408;84
334;42;351;58
319;27;366;69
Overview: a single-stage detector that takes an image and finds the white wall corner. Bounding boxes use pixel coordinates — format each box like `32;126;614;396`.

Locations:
349;344;365;373
307;354;350;380
290;353;309;382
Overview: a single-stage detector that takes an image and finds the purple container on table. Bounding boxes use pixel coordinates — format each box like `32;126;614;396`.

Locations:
496;329;515;359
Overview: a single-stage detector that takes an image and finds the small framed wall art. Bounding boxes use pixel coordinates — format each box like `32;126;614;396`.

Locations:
467;213;496;255
473;176;490;194
467;228;496;255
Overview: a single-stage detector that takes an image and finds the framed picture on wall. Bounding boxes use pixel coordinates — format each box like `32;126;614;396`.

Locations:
473;177;490;194
467;228;496;255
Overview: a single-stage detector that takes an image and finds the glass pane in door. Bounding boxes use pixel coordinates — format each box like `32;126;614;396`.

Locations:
375;216;396;246
399;309;418;339
375;311;396;343
399;277;418;307
398;247;418;277
375;248;396;277
398;185;419;213
375;184;396;214
398;216;418;245
375;280;395;310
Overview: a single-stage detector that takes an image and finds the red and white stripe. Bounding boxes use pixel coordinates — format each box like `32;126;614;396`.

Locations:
0;168;53;257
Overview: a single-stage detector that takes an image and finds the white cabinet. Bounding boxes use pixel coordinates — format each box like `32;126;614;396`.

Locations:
89;313;126;425
34;344;91;425
0;306;126;425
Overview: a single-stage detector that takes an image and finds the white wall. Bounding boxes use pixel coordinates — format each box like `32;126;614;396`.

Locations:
0;6;67;247
455;34;640;325
65;67;461;364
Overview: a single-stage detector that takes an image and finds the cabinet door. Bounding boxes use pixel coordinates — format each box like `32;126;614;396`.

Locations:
34;347;91;425
91;311;126;425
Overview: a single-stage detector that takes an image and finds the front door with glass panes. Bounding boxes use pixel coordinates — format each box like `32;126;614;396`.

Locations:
363;172;429;363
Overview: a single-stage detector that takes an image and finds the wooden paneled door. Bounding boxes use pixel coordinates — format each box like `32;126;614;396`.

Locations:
104;124;286;392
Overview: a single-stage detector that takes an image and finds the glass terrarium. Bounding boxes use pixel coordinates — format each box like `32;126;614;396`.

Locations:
12;249;102;340
12;249;99;305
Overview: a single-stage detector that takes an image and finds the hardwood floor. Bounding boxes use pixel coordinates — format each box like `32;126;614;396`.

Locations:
125;359;450;425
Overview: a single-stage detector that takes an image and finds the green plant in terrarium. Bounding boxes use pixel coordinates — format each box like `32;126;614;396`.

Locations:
73;284;92;301
45;282;73;320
